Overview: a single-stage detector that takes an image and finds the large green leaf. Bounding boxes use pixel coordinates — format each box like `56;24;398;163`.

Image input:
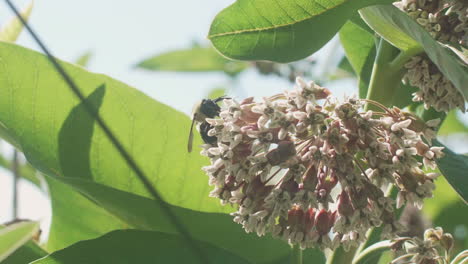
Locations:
2;238;47;264
52;175;325;263
208;0;392;62
359;5;468;100
0;221;39;262
136;47;248;76
339;20;376;98
0;0;34;42
33;230;251;264
45;177;127;251
0;41;228;214
434;140;468;204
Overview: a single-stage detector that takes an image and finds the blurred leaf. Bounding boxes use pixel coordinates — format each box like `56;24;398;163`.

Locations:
74;51;93;68
0;0;34;42
360;5;468;100
423;175;460;219
0;41;229;215
431;201;468;250
337;56;355;77
207;88;226;100
339;20;376;98
2;235;47;264
34;230;250;264
136;47;248;76
433;140;468;204
353;240;392;264
208;0;393;63
392;82;418;109
0;221;39;262
0;152;41;188
438;111;468;136
53;175;325;264
45;177;127;251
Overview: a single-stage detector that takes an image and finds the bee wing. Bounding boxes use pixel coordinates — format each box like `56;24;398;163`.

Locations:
187;113;197;153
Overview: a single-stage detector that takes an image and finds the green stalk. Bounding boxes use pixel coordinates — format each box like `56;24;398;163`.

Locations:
291;244;303;264
326;247;356;264
365;39;410;111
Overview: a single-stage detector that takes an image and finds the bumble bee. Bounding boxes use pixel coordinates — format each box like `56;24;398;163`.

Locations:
187;97;227;152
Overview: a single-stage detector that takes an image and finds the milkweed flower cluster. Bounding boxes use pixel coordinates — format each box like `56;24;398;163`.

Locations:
200;77;444;250
396;0;467;46
395;0;467;112
390;227;460;264
405;54;465;112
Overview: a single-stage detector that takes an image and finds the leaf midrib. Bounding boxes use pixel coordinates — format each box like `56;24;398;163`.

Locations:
208;0;350;39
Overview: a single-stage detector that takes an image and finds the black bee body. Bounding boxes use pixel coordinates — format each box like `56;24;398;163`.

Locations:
188;96;226;152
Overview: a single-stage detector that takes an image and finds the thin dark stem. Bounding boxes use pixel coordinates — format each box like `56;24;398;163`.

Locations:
12;150;19;219
4;1;208;263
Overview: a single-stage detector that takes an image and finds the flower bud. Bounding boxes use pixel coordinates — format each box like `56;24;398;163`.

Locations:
315;209;334;235
338;190;354;217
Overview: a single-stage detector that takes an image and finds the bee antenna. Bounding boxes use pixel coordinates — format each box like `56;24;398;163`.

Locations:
213;96;230;103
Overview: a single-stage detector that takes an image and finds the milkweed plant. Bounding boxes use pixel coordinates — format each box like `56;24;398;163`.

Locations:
0;0;467;263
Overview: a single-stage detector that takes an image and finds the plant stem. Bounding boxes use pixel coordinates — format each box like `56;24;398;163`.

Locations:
326;247;356;264
389;46;423;71
291;244;303;264
12;150;19;219
365;39;406;111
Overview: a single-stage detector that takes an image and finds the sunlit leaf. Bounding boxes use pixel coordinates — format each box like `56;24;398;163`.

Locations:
359;5;468;100
1;228;47;264
52;175;325;263
45;177;127;251
208;0;393;63
33;230;250;264
0;0;34;42
0;41;228;215
0;221;39;262
136;47;248;76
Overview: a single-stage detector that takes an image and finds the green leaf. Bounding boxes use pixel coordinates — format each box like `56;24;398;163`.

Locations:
359;5;468;100
52;175;325;263
0;221;39;262
2;239;48;264
208;0;392;63
438;111;468;136
136;47;248;76
423;176;468;251
339;20;376;98
0;41;228;214
45;177;127;251
74;51;93;68
337;56;356;77
0;0;34;42
352;240;392;264
434;140;468;204
32;230;251;264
